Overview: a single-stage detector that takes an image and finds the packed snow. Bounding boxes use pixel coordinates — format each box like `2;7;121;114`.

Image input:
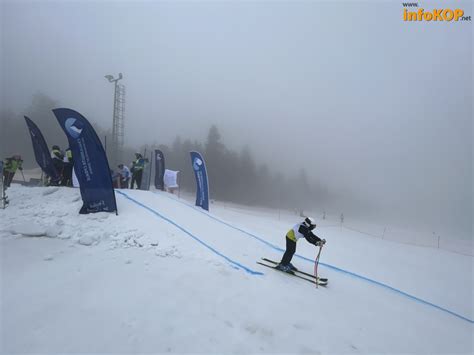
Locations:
1;184;473;354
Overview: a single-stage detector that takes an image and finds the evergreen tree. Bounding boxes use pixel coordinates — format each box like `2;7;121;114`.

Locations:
204;125;227;199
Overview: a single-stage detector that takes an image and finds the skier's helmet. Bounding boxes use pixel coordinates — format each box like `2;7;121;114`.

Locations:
52;145;60;151
135;152;142;158
303;217;316;230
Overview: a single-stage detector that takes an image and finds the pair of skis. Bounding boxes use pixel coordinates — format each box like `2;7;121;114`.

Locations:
257;258;328;286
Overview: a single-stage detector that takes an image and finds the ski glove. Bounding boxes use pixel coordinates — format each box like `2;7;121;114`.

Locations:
315;239;326;247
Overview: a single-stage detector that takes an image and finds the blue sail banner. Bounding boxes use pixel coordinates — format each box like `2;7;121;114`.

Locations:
190;151;209;211
53;108;117;214
154;149;165;190
24;116;60;183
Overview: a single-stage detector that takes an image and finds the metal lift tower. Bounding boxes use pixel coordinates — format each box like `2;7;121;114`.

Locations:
104;73;125;166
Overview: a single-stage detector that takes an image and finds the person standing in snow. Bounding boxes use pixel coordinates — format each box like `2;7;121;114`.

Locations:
51;145;64;181
277;217;326;272
117;164;131;188
130;153;145;189
3;154;23;188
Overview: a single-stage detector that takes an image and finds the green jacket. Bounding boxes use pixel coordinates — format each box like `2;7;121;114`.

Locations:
132;158;145;172
4;157;23;173
51;149;64;160
65;149;73;163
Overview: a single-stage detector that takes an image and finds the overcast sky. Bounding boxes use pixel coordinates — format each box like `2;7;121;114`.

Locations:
1;0;472;238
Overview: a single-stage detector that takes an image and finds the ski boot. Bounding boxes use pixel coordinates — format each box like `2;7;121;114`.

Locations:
276;263;292;273
288;262;298;272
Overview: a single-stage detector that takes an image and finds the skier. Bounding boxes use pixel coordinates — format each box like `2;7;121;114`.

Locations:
117;164;131;188
130;153;145;189
277;217;326;272
3;154;23;188
51;145;64;182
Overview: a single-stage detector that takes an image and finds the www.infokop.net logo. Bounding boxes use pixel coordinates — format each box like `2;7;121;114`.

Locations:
403;3;471;22
65;118;84;139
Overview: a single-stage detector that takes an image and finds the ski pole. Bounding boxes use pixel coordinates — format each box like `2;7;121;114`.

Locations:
314;245;323;288
20;169;26;182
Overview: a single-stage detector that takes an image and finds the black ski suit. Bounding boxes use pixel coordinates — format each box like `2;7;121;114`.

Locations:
280;223;322;266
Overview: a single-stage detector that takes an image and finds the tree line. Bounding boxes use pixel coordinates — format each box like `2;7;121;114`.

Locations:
142;125;331;211
1;92;332;212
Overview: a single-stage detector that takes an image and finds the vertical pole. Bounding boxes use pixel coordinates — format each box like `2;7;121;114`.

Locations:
314;245;322;289
112;80;118;167
178;173;180;198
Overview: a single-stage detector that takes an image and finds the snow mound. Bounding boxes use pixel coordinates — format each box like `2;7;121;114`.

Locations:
45;225;62;238
78;234;99;246
0;186;157;249
9;222;46;237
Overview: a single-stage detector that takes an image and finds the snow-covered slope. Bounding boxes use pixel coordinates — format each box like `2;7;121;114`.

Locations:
1;185;472;353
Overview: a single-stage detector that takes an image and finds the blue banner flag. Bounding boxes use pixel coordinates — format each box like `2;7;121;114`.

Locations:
24;116;60;183
190;151;209;211
154;149;165;190
53;108;117;214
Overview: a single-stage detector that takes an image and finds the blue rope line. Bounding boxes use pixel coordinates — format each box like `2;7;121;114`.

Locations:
154;191;474;325
116;190;263;276
293;254;474;324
